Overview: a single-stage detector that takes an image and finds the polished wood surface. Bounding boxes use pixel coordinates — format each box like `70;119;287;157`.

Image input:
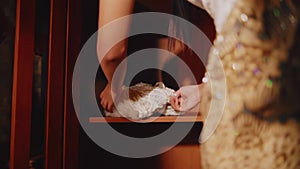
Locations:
63;0;82;168
10;0;35;168
90;115;204;123
79;120;203;169
44;0;67;168
160;145;202;169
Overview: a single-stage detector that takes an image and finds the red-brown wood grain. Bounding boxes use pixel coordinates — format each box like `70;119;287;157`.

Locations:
89;116;204;123
63;0;82;168
10;0;36;168
44;0;67;168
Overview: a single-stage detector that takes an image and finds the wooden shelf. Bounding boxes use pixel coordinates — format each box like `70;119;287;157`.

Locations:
89;115;204;123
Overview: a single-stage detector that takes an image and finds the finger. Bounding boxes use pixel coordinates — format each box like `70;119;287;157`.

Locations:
100;97;104;105
170;97;177;110
173;97;181;111
108;103;114;113
101;100;108;112
100;91;104;99
107;101;113;112
170;97;177;111
176;97;181;111
170;90;181;102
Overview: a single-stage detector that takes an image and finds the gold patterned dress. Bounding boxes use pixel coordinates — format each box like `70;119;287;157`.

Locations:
199;0;300;168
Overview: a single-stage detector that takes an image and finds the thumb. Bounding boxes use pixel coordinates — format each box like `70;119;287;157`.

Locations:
170;90;182;111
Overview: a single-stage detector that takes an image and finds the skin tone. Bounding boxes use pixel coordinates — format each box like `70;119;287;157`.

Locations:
97;0;134;112
97;0;198;113
170;83;203;112
97;0;180;112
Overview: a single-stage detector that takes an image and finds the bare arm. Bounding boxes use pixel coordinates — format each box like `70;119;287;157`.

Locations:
97;0;134;112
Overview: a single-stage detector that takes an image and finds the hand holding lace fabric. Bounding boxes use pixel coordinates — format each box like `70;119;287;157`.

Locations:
105;82;182;120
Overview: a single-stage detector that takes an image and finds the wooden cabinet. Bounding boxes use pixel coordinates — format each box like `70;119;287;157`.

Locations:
8;0;215;168
81;117;203;169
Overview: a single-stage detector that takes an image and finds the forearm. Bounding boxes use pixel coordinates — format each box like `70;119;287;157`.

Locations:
100;52;127;91
97;0;134;89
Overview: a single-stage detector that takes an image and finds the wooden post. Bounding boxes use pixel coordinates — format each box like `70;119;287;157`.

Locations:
10;0;36;168
44;0;67;168
63;0;82;168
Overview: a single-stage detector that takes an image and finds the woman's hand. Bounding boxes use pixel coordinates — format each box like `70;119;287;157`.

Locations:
170;84;203;112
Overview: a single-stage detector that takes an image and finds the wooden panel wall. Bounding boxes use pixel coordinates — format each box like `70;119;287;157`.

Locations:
10;0;35;168
63;0;82;168
44;0;67;168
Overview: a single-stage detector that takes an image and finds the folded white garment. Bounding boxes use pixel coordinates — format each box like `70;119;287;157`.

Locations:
105;82;181;120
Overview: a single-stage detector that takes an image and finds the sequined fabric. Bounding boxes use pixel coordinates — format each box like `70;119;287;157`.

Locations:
199;0;300;168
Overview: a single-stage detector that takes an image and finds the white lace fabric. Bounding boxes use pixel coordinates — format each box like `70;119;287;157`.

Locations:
105;83;180;120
